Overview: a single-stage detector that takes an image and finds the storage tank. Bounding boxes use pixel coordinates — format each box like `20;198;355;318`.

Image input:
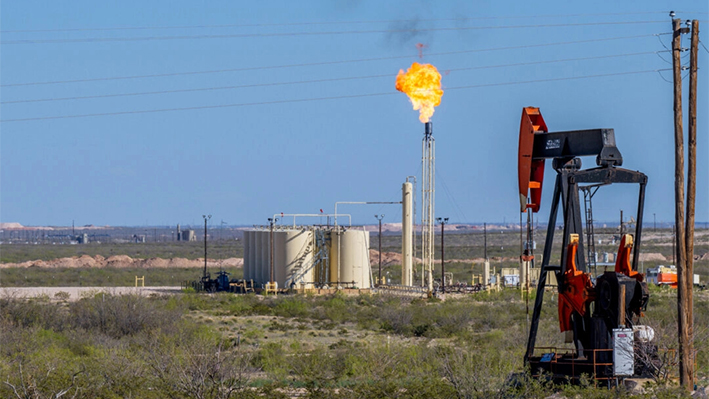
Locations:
260;230;270;284
251;230;263;284
243;231;251;281
249;230;257;283
337;230;371;289
273;231;287;285
329;230;341;284
284;229;313;288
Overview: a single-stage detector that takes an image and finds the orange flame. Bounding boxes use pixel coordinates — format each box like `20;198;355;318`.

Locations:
395;62;443;123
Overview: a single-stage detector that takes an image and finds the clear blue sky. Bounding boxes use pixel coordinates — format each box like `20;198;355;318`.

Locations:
1;0;707;228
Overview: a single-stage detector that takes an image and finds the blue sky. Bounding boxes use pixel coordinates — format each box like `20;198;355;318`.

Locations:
1;0;707;228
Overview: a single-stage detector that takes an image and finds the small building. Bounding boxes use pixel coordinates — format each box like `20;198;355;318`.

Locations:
181;230;196;242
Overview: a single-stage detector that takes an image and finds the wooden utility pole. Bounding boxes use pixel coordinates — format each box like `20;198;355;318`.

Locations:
672;17;691;390
685;19;699;389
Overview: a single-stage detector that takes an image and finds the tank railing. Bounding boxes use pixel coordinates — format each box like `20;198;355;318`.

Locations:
290;255;320;288
314;229;330;285
285;239;315;288
251;224;353;232
376;284;429;297
271;214;352;228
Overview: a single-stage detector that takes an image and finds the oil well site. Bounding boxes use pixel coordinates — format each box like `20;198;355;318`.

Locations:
1;3;709;398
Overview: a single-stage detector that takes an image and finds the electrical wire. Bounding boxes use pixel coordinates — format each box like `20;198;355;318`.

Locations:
1;21;669;45
656;70;673;83
436;169;469;224
1;34;668;87
654;51;673;65
0;12;679;33
0;69;669;123
443;69;669;91
700;40;709;53
2;51;663;104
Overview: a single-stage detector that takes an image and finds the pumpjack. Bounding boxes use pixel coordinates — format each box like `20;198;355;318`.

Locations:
518;107;654;383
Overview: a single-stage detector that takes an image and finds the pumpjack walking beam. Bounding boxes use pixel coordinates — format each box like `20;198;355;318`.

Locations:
518;107;648;363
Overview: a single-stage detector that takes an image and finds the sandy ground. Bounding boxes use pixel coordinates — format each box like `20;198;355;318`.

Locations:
0;286;183;301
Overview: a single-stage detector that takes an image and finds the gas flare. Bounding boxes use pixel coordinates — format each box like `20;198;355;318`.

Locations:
395;62;443;123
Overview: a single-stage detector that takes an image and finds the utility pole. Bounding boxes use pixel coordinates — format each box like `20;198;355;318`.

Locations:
202;215;211;281
672;16;691;390
437;217;449;293
375;214;385;286
684;18;699;390
654;213;657;232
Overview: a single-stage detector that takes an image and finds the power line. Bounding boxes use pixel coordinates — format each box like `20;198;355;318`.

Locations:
0;69;668;123
700;40;709;53
445;69;669;91
0;12;680;33
1;20;668;45
1;51;664;105
0;34;667;87
6;14;705;38
656;70;674;83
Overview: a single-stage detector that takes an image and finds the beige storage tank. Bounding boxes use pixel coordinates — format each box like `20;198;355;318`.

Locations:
273;231;287;285
284;229;313;288
329;230;340;284
330;229;370;288
243;231;251;281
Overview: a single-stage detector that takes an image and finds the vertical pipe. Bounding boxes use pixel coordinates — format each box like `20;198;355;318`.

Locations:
441;220;445;293
269;220;274;284
422;122;435;291
402;182;413;286
484;223;487;260
620;209;624;236
378;218;382;285
203;217;209;280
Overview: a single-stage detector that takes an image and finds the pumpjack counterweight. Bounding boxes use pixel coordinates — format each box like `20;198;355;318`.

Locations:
518;107;653;384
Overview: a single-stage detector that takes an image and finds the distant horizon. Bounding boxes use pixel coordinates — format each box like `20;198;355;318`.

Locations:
2;221;708;229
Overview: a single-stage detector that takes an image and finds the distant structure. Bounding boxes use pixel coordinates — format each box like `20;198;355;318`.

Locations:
181;230;196;242
175;224;196;241
76;233;89;244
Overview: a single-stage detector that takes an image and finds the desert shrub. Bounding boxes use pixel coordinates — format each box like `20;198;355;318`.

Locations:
0;293;68;331
378;303;413;335
70;293;182;338
272;296;309;318
256;341;289;382
139;326;255;399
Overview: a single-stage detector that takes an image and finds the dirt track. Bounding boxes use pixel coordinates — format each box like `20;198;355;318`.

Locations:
0;286;183;301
